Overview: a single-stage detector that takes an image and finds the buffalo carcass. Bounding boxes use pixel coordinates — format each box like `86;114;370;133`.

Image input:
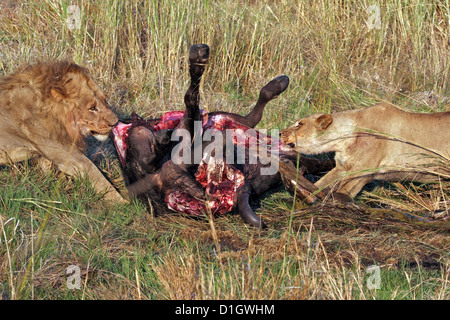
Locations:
112;44;334;228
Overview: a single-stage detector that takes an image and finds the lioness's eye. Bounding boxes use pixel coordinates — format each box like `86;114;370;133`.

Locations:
296;122;303;128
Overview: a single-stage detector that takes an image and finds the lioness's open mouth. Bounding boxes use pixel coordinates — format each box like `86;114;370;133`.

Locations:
280;142;295;151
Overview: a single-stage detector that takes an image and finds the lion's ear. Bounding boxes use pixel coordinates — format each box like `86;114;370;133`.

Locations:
315;114;333;130
50;88;65;102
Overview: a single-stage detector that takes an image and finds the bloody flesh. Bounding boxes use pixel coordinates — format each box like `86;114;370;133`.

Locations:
112;110;278;216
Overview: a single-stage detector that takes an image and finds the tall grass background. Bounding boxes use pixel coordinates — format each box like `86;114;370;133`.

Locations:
1;0;448;121
0;0;448;300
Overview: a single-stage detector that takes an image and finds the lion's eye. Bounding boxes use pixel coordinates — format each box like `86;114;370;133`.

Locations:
296;122;303;128
89;105;98;112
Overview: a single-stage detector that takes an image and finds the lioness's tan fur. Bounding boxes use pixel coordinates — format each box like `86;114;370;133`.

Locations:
281;103;449;200
0;61;124;202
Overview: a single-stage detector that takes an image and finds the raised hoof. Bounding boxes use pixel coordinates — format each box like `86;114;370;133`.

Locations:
259;75;290;101
189;44;210;66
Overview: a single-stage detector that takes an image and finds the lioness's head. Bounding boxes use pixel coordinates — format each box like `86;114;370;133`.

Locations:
281;113;334;154
46;62;118;143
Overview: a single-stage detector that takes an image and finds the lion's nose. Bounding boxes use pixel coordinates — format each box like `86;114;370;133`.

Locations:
109;114;119;127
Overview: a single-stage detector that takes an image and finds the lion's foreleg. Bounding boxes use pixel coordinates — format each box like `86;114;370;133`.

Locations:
36;144;126;202
0;147;39;165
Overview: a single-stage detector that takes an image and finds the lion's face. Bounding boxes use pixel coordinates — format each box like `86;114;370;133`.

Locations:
76;81;118;141
51;72;118;142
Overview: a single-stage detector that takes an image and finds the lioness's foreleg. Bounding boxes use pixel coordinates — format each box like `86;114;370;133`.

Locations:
335;175;373;200
316;166;375;201
315;167;344;192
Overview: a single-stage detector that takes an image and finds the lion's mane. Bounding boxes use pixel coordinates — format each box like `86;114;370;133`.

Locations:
0;61;95;149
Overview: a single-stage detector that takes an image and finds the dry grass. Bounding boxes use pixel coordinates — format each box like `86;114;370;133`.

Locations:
1;0;448;120
134;201;449;300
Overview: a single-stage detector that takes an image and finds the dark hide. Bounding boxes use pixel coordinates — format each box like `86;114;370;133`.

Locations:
113;44;334;228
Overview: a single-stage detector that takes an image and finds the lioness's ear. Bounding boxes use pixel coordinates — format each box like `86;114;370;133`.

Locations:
315;114;333;130
50;88;65;102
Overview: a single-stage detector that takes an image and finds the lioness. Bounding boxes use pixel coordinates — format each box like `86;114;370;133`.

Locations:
0;61;125;202
281;103;450;201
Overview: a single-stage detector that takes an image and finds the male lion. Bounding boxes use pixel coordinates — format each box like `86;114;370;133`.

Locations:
0;61;125;202
281;103;450;202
